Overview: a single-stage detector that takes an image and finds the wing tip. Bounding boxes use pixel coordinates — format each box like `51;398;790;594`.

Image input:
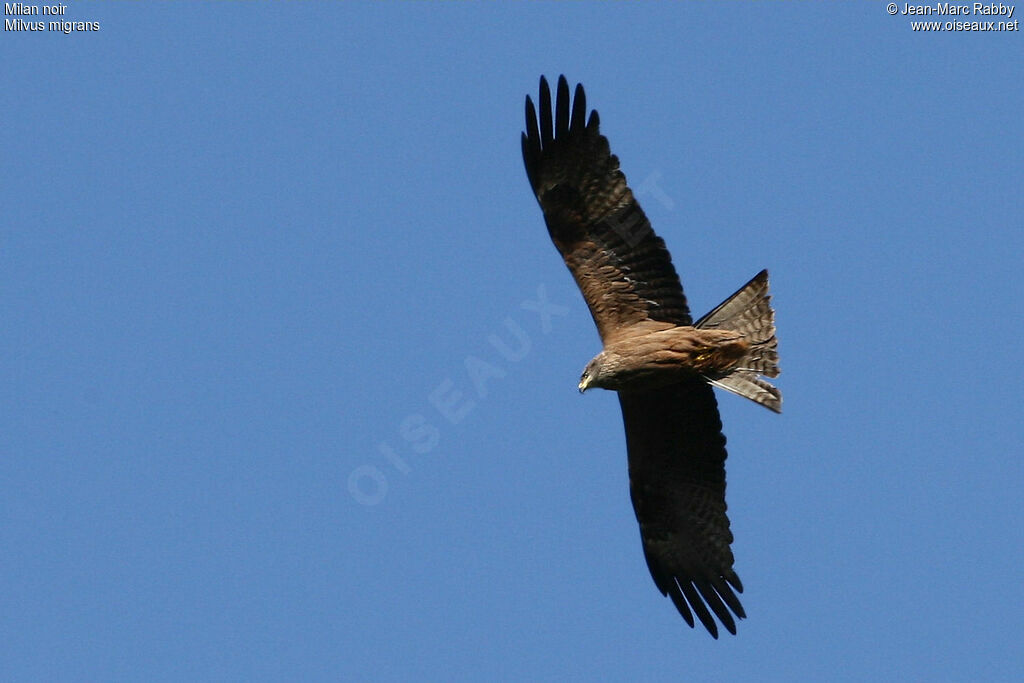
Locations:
525;76;598;148
663;573;745;639
522;75;601;195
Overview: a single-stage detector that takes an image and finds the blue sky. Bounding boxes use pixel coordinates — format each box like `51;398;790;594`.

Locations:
3;2;1022;680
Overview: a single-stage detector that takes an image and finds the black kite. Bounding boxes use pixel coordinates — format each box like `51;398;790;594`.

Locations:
521;76;781;638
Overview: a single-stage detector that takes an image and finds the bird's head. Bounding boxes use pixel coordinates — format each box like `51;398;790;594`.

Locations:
578;357;603;393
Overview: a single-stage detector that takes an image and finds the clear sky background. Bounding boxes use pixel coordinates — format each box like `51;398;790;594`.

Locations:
3;2;1022;680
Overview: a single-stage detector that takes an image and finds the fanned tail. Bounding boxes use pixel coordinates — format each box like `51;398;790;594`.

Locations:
696;270;781;413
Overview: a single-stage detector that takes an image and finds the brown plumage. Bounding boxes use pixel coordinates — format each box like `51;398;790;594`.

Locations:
522;76;781;638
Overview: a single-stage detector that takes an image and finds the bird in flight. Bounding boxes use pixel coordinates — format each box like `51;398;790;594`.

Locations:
521;76;781;638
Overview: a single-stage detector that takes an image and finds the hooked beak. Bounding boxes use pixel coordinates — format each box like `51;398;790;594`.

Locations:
578;375;590;394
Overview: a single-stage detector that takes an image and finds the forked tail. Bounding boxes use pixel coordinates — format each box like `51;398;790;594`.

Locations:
695;270;781;413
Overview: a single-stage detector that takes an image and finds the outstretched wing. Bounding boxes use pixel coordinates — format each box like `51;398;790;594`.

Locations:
619;378;745;638
522;75;692;342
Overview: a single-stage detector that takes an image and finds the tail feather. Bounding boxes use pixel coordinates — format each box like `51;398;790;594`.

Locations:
708;374;782;414
696;270;781;411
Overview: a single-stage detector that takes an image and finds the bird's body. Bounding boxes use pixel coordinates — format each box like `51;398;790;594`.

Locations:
580;323;749;393
522;76;782;638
